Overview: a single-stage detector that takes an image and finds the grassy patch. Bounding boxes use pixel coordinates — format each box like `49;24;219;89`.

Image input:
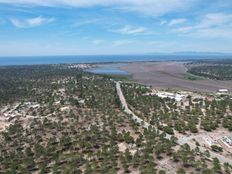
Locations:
101;74;133;81
184;73;205;81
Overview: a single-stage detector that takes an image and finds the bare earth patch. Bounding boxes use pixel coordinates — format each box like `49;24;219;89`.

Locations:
120;61;232;92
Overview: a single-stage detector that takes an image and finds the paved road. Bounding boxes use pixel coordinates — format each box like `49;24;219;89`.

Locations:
116;81;150;129
115;81;232;164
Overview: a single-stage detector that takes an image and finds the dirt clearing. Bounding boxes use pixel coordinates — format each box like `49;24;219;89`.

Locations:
120;62;232;93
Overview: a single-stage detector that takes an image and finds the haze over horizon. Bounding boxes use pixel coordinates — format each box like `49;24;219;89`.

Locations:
1;0;232;56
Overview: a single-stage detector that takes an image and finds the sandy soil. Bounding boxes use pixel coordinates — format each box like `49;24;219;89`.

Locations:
120;62;232;92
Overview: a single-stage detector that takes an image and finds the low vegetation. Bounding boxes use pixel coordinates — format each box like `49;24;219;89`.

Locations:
186;60;232;80
0;64;231;173
121;83;232;133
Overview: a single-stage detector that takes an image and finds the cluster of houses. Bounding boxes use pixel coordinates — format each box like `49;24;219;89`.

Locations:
0;102;40;122
67;64;92;69
156;92;186;102
143;89;188;102
147;88;231;103
203;134;232;152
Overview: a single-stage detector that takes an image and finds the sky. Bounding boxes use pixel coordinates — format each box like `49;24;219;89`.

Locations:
0;0;232;56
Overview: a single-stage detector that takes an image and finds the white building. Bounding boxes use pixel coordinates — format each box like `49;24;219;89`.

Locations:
204;136;218;146
218;89;229;94
156;92;186;102
223;136;232;147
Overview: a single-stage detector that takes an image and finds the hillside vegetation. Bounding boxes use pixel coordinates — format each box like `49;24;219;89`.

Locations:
186;60;232;80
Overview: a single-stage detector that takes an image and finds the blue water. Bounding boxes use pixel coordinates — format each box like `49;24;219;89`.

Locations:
0;54;232;66
87;63;129;75
88;67;129;75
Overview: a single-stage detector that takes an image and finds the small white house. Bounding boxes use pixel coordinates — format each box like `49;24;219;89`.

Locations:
156;92;185;102
218;89;229;93
204;136;219;146
223;136;232;146
78;99;85;104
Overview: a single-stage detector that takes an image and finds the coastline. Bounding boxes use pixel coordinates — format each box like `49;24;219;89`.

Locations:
1;57;232;93
1;54;232;66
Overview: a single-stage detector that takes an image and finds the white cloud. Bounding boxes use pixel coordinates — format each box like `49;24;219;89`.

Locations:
148;41;161;45
92;39;104;45
73;19;101;27
168;18;187;26
174;26;194;33
148;41;176;48
9;16;55;28
112;40;134;47
199;13;232;28
115;0;195;16
189;28;232;39
160;20;167;25
173;13;232;38
111;25;147;35
0;0;196;16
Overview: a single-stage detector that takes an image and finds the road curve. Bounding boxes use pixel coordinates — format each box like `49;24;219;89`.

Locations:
115;81;232;164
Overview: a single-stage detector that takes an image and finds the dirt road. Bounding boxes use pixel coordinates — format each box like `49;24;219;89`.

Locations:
116;81;232;165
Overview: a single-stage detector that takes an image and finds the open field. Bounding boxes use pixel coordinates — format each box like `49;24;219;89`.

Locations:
120;61;232;93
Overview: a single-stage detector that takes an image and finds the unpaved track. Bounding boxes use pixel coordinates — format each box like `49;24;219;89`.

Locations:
116;81;232;165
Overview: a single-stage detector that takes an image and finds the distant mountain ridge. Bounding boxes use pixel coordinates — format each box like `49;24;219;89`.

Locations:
148;51;232;56
171;52;231;55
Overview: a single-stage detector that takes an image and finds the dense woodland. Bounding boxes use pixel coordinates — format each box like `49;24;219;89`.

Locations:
0;64;232;173
186;60;232;80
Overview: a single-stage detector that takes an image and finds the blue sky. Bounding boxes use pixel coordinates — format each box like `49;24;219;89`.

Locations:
0;0;232;56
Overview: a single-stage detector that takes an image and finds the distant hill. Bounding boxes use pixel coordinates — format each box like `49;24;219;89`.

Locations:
148;52;232;56
172;52;231;56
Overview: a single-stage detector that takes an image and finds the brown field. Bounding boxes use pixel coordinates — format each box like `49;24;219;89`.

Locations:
120;61;232;93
